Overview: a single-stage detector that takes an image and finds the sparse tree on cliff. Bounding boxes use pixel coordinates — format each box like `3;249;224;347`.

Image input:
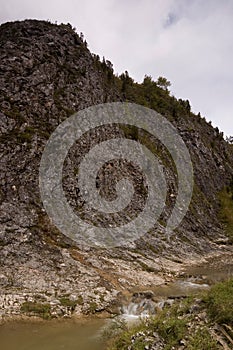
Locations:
156;76;171;91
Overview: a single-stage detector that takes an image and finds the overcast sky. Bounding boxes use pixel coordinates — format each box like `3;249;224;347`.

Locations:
1;0;233;136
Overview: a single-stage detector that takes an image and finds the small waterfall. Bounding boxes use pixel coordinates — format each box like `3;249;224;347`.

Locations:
157;300;165;309
121;297;164;320
120;280;209;321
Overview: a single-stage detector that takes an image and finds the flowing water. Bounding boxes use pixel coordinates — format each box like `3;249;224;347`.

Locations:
121;298;156;320
121;253;233;320
120;279;210;321
1;254;232;349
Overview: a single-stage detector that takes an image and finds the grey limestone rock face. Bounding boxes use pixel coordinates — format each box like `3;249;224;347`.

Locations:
0;19;232;320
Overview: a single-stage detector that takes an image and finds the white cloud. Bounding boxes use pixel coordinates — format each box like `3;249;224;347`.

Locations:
0;0;232;135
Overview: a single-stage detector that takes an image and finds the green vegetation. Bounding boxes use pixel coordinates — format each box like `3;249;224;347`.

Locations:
204;278;233;325
21;301;51;319
152;314;187;349
107;279;233;350
88;301;98;314
156;76;171;91
59;295;83;309
59;297;78;309
187;327;219;350
119;124;174;170
104;319;146;350
16;130;33;143
218;180;233;243
94;56;201;128
106;304;189;350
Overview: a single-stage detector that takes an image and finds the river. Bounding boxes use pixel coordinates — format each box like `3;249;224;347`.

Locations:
1;252;232;350
0;318;106;350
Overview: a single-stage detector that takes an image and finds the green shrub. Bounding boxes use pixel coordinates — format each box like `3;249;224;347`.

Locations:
21;301;51;319
106;320;147;350
59;295;83;310
205;278;233;324
108;278;233;350
153;314;187;349
218;185;233;242
59;297;77;309
88;301;98;314
187;327;219;350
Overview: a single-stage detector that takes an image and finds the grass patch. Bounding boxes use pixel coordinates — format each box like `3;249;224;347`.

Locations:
105;319;148;350
59;297;77;309
187;327;219;350
204;278;233;325
21;301;51;319
88;302;98;314
218;182;233;242
106;303;188;350
152;314;187;349
59;295;83;309
107;278;233;349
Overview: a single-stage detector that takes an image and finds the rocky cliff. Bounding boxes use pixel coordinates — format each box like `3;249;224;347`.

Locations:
0;19;232;320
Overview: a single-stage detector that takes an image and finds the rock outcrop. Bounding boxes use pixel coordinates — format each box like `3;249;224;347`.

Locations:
0;19;232;321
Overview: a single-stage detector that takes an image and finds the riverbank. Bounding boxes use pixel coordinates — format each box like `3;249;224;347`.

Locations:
0;250;232;350
1;249;232;325
105;278;233;350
